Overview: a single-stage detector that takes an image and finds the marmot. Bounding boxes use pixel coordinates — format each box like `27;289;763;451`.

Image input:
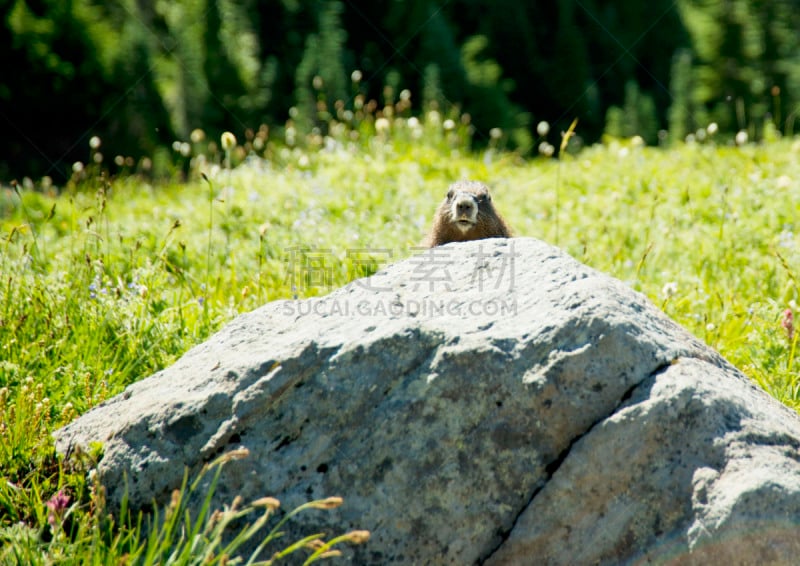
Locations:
423;181;512;247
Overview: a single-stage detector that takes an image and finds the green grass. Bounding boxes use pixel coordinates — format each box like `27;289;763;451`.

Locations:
1;113;799;562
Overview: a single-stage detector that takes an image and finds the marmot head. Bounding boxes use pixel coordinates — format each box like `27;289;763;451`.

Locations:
445;181;491;232
424;181;511;247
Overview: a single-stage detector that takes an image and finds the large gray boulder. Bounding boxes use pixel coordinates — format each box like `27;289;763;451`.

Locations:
54;238;800;564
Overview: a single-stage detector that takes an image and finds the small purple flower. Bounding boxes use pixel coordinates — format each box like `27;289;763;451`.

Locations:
782;309;794;342
46;490;70;526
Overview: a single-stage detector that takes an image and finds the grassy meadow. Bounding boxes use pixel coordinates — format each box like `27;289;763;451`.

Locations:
1;113;800;562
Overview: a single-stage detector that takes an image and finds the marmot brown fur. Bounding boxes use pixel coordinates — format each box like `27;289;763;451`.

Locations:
423;181;512;247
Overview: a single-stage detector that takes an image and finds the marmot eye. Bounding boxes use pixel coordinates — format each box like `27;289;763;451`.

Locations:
446;189;454;199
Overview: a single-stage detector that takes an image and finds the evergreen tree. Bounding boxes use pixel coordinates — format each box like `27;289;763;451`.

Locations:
4;0;800;180
461;35;530;151
294;0;348;135
422;64;444;111
604;81;659;143
667;49;696;142
2;0;123;179
678;0;800;137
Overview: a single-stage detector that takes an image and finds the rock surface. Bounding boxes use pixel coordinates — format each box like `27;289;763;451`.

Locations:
54;238;800;564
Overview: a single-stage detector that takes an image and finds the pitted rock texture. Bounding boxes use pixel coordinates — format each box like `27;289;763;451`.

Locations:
54;238;800;564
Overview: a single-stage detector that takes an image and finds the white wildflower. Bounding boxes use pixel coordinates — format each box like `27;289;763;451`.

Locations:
777;175;792;189
536;121;550;137
662;281;678;298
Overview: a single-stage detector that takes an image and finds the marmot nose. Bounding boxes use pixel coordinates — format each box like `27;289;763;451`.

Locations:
455;197;476;216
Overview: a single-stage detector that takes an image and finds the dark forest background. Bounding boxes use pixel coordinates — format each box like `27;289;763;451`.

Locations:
2;0;800;181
